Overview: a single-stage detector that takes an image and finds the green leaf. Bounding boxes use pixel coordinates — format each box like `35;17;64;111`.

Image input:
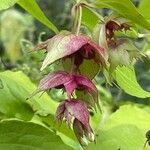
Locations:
104;105;150;130
0;71;33;120
0;71;58;120
40;115;82;150
79;59;100;79
138;0;150;19
88;125;148;150
17;0;59;33
63;59;100;79
93;0;150;30
82;7;99;31
87;105;150;150
0;0;18;10
114;66;150;98
0;120;73;150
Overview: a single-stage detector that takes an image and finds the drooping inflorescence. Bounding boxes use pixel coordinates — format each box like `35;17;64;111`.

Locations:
30;2;141;147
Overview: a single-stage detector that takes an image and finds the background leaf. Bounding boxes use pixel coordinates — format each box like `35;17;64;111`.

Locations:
0;120;72;150
138;0;150;19
82;6;99;31
17;0;59;33
113;66;150;98
93;0;150;30
87;105;150;150
0;71;58;120
0;0;18;10
104;105;150;130
79;59;100;79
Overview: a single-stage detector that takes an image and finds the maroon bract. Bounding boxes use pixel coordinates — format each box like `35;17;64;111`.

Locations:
73;119;94;146
56;99;94;146
68;41;103;69
106;20;121;39
29;71;98;105
34;31;105;71
106;19;130;47
93;17;130;56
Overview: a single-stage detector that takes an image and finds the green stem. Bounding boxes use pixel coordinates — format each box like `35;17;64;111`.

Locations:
70;56;76;74
76;5;82;35
72;5;78;33
72;4;82;35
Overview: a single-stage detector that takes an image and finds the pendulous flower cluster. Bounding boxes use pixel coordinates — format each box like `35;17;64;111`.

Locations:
93;15;141;71
30;13;141;148
31;31;106;147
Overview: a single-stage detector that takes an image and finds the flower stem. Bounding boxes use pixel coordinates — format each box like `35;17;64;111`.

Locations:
76;5;82;35
70;56;76;74
72;4;82;35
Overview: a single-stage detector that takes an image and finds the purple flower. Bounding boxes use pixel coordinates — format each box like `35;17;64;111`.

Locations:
34;31;106;71
56;99;94;146
106;19;130;47
106;20;130;40
29;71;100;110
93;17;130;50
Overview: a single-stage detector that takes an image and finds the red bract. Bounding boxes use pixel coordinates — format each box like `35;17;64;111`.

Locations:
56;99;94;146
34;31;105;71
94;17;130;50
29;71;99;107
73;119;94;146
106;18;130;46
68;41;104;69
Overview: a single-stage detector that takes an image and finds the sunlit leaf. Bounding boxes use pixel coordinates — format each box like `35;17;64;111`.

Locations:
0;71;58;120
17;0;59;33
114;66;150;98
82;6;100;31
138;0;150;19
104;105;150;130
87;105;150;150
0;0;19;10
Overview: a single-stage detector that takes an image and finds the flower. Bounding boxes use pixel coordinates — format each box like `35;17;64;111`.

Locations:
93;16;141;71
106;19;130;44
29;71;100;110
93;16;130;50
55;99;94;146
34;31;106;71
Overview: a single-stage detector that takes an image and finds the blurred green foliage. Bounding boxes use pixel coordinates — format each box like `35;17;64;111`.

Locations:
0;9;34;63
0;0;150;149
